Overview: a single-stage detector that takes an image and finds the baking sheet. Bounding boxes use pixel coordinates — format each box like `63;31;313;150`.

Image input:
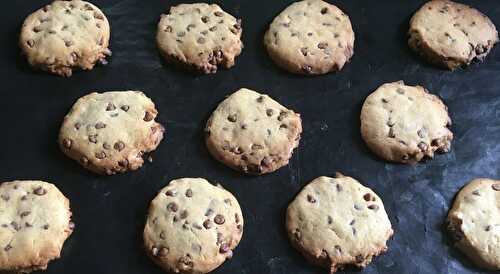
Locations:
1;0;500;273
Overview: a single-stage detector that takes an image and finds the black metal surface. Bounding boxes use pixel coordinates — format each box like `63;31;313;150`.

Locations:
1;0;500;273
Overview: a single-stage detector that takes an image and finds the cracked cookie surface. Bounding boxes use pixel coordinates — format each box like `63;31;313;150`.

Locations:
286;174;393;273
264;0;354;75
19;0;111;77
0;181;74;273
409;0;498;70
205;88;302;175
143;178;243;274
360;81;453;164
447;178;500;270
58;91;165;175
156;3;243;74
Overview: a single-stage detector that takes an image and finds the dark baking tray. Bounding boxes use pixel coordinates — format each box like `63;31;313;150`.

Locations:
2;0;500;273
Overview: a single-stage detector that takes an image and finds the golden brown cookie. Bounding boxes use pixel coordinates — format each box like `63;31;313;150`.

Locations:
143;178;243;274
19;0;111;77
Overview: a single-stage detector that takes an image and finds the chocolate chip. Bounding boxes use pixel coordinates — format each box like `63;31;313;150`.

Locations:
219;242;230;253
160;231;166;239
152;246;169;257
205;208;214;217
307;194;316;203
118;159;128;167
167;202;178;212
492;184;500;191
11;222;20;231
336;184;343;192
95;151;106;159
197;37;206;44
227;114;237;122
0;194;9;201
354;204;362;210
280;124;288;129
20;211;31;218
70;52;78;62
89;134;98;144
34;187;46;196
485;225;492;232
318;42;328;49
201;16;209;23
144;111;154;122
106;103;116;111
209;26;217;31
103;142;111;150
300;47;308;56
472;190;480;196
25;222;33;228
4;244;12;251
95;122;106;129
302;65;313;73
185;189;193;197
64;40;73;47
203;219;212;229
74;123;82;130
180;210;188;219
368;204;379;211
27;39;35;47
214;11;223;17
328;215;333;224
177;31;186;37
43;224;50;230
120;105;129;112
165;190;177;197
214;214;225;225
187;24;196;31
114;141;125;151
266;109;274;116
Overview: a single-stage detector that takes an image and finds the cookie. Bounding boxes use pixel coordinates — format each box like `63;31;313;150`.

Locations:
263;0;354;75
19;0;111;77
286;174;393;273
143;178;243;274
156;3;243;74
409;0;498;70
447;178;500;270
58;91;165;175
0;181;74;273
360;81;453;164
205;88;302;175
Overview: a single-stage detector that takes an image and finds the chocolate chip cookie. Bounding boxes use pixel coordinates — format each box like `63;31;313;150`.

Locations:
0;181;74;273
205;88;302;175
409;0;498;70
58;91;165;175
264;0;354;75
447;178;500;270
143;178;243;274
156;3;243;74
19;0;111;77
360;81;453;164
286;174;393;273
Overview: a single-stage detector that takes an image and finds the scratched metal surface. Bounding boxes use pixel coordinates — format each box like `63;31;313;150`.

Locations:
1;0;500;273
